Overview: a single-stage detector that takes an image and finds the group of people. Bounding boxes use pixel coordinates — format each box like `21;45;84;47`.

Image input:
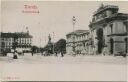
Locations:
5;49;65;59
41;51;64;57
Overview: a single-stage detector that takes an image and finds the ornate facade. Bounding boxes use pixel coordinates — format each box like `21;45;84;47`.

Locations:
0;32;33;54
66;30;89;55
89;4;128;55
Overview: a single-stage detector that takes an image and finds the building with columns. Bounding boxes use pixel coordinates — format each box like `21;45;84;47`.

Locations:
89;4;128;55
66;30;89;55
0;32;33;54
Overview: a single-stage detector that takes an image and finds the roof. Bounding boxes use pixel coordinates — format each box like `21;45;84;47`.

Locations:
90;13;128;27
93;4;119;16
0;32;33;38
66;30;89;36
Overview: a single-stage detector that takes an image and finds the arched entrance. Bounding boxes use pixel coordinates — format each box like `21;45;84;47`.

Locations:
96;28;103;54
124;38;128;53
110;38;114;54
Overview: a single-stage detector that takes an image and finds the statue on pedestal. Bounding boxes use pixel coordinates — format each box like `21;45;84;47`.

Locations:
48;34;51;44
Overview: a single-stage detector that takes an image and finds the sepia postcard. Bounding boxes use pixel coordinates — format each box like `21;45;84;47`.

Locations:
0;0;128;82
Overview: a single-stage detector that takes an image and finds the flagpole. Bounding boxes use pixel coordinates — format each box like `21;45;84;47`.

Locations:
72;16;76;55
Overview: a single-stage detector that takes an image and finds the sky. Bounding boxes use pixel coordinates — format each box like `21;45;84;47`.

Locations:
1;1;128;47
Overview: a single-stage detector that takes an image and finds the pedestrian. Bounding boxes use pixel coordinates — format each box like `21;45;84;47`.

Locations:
13;51;18;59
55;51;57;57
32;52;33;56
61;51;64;57
31;51;33;56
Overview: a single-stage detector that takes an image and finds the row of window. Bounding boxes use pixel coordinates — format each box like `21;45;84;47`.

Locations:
2;41;31;46
109;21;127;34
66;42;87;47
1;39;32;45
1;38;32;42
3;46;31;48
67;35;89;42
17;39;32;43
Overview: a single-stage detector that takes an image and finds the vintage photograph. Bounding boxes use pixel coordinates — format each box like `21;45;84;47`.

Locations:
0;0;128;81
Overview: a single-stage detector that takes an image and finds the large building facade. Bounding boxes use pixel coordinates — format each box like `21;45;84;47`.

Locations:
0;32;33;54
66;30;89;55
89;4;128;55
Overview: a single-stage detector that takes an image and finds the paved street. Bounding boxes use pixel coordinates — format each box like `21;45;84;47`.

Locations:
0;53;127;81
0;53;127;64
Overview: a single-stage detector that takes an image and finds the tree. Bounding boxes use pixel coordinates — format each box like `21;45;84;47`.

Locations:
31;46;38;53
54;39;66;54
